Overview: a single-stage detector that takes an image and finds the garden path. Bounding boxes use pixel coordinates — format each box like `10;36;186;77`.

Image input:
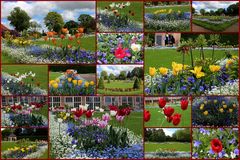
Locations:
224;22;239;32
192;23;239;32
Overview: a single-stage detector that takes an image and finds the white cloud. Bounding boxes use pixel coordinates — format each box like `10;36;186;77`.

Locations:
97;65;143;76
193;1;238;12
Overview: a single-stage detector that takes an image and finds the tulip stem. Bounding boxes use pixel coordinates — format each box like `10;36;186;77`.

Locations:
160;117;165;127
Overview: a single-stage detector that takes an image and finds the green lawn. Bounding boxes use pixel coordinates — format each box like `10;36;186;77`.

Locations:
97;1;143;22
145;142;191;152
145;103;191;127
1;51;16;64
94;111;143;136
145;48;239;73
49;72;62;81
145;5;190;14
32;105;49;117
193;18;238;32
97;80;143;95
34;36;96;51
2;65;48;90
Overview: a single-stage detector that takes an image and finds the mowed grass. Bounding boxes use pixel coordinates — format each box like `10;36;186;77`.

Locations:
32;105;49;117
145;142;191;152
145;5;190;14
145;103;191;127
97;1;143;22
34;36;96;51
97;80;143;95
145;48;239;73
1;51;16;64
94;111;143;136
49;72;63;81
2;65;48;90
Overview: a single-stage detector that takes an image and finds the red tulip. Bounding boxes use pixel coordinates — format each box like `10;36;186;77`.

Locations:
172;113;181;126
167;116;173;123
68;36;73;41
144;109;151;122
117;109;126;116
158;98;167;108
109;105;118;111
85;110;93;118
181;99;189;110
60;34;65;39
163;107;174;117
74;109;83;118
211;138;223;153
114;44;128;59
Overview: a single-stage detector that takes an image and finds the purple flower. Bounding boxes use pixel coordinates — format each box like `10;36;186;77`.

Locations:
193;153;198;158
116;115;124;122
102;113;110;122
229;138;236;144
218;150;225;158
98;120;108;128
193;140;202;147
209;149;215;155
234;149;239;155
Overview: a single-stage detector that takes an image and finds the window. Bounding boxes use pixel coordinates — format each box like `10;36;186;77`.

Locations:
128;97;133;105
2;97;6;106
50;97;61;107
74;97;82;108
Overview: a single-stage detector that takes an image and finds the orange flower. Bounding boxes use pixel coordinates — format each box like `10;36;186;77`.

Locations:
75;33;81;38
62;28;68;34
77;40;81;45
59;43;63;48
47;31;54;37
44;36;48;41
60;34;65;39
66;69;74;74
68;36;73;41
67;45;72;49
78;27;84;33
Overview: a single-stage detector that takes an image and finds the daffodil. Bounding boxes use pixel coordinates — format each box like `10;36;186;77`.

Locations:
78;80;83;86
209;65;221;72
159;67;168;76
52;82;58;89
72;80;77;86
214;100;218;103
190;66;205;78
56;78;60;83
219;108;224;113
172;62;183;75
203;110;208;116
229;108;233;113
90;81;95;85
149;67;156;77
68;78;72;82
200;104;204;110
223;105;227;109
49;80;56;85
85;82;89;88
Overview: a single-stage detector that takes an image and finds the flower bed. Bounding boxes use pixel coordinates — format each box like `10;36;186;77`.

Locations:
1;72;47;95
97;33;143;64
49;69;95;95
2;35;96;64
145;9;190;31
50;104;143;159
2;102;48;127
97;2;143;32
192;128;239;159
145;55;239;95
2;141;48;159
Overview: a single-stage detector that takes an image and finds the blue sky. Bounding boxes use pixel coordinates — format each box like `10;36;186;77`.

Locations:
193;1;238;13
1;1;95;31
97;65;143;77
163;129;181;136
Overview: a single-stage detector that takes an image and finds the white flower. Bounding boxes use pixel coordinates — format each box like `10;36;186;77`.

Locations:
109;2;115;8
57;118;63;123
95;106;100;110
66;113;70;117
131;43;141;52
110;110;117;116
99;108;104;112
71;108;76;112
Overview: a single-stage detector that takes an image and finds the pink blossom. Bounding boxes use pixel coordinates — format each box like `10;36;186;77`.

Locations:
102;113;110;122
116;115;125;122
98;120;108;128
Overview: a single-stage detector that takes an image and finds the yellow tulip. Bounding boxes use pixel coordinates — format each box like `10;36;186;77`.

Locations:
204;100;207;104
190;66;205;78
159;67;168;76
68;78;72;82
229;108;233;113
222;101;226;104
52;82;58;89
172;62;183;76
219;108;224;113
56;78;60;83
85;82;89;88
214;100;218;104
149;67;156;77
203;110;208;116
200;104;204;110
72;80;77;86
63;116;67;120
209;65;221;72
223;105;227;109
78;80;83;86
49;80;56;85
90;81;95;85
233;103;236;108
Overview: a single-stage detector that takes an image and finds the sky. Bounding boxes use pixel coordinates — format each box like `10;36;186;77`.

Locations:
97;65;143;77
163;129;182;136
1;1;95;31
193;1;238;13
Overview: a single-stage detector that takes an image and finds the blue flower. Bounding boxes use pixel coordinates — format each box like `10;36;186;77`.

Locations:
234;148;239;155
209;149;215;155
193;140;202;147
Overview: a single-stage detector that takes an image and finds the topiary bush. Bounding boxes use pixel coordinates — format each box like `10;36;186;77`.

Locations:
98;76;105;89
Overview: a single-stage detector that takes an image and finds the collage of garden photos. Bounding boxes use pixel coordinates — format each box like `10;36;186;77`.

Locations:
0;0;239;159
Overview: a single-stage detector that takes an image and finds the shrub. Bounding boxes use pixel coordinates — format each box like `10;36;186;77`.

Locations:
133;78;140;89
98;76;105;89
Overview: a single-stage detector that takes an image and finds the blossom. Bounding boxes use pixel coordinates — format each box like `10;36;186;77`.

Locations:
172;62;185;75
110;110;117;116
203;110;208;116
190;66;205;78
144;109;151;122
172;113;181;126
180;99;188;110
209;65;221;72
131;43;141;52
194;140;202;147
211;138;223;153
149;67;156;77
159;67;168;75
85;110;93;118
90;81;95;85
62;28;68;34
102;113;110;122
158;98;166;108
163;107;174;117
116;115;124;122
85;82;89;88
114;45;128;59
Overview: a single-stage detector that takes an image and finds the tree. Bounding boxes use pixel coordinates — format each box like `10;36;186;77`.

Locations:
133;78;140;89
109;73;115;80
186;38;195;67
119;71;127;80
131;67;144;79
209;10;215;16
78;14;95;33
127;71;131;79
7;7;31;32
98;76;105;89
64;20;79;33
226;3;239;16
100;71;108;80
208;34;220;61
29;21;41;32
44;12;64;33
107;77;110;83
215;8;225;16
177;41;189;71
200;9;206;16
192;7;195;14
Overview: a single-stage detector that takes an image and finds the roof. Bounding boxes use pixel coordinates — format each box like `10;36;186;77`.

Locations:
1;24;11;31
8;133;17;137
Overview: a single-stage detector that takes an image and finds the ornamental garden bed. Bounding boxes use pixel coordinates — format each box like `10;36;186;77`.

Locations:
97;65;143;95
97;33;143;64
1;65;48;95
144;1;191;32
145;128;191;158
50;103;143;158
97;1;143;32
